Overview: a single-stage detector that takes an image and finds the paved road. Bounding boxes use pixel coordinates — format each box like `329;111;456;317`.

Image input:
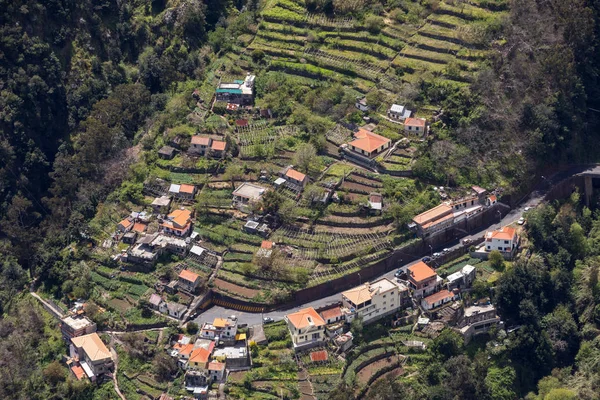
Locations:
193;167;575;328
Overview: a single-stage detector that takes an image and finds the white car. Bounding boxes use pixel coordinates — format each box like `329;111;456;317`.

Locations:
524;207;531;212
517;217;525;225
443;248;450;253
432;252;442;258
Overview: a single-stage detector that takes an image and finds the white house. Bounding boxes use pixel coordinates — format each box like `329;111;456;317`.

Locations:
404;117;427;135
421;289;456;310
388;104;412;121
446;265;476;291
200;317;238;341
341;278;409;324
484;226;518;254
285;307;326;351
355;97;369;112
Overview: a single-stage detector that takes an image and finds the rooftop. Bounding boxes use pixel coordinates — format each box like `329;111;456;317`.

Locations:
412;204;453;225
211;140;227;151
310;350;328;362
213;344;247;359
149;293;164;306
285;168;306;182
348;129;391;153
189;347;211;364
208;361;225;371
464;304;496;318
152;196;171;207
319;306;342;321
71;333;112;362
179;269;200;283
342;278;401;306
191;136;211;146
232;182;266;200
286;307;326;330
179;184;195;194
408;262;437;283
423;289;454;305
166;209;192;228
62;315;94;331
486;226;517;241
261;240;274;249
404;117;426;127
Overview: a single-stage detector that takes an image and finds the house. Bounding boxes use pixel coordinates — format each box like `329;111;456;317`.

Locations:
167;302;187;319
341;277;409;324
368;192;383;214
457;304;501;343
117;218;134;233
355;97;369;112
184;370;209;398
207;361;226;381
404;118;427;135
178;269;202;293
215;74;255;105
132;222;147;234
151;196;171;214
158;145;176;160
333;332;354;352
210;140;228;158
200;317;238;341
232;183;266;211
161;209;193;237
486;195;497;206
484;226;519;256
126;233;188;266
189;136;212;156
447;265;476;291
421;289;456;310
256;240;274;258
212;342;250;370
169;184;197;201
388;104;412;121
285;307;326;351
407;261;441;299
122;231;137;244
70;333;113;381
149;293;168;314
410;204;455;238
343;129;391;159
280;166;308;188
188;346;212;370
61;315;97;341
318;305;344;325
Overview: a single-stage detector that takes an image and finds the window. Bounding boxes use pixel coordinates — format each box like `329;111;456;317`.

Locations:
383;295;386;298
504;240;509;244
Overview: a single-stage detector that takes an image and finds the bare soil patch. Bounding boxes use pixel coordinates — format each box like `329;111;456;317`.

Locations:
356;355;398;385
348;173;383;187
214;278;260;298
340;181;374;193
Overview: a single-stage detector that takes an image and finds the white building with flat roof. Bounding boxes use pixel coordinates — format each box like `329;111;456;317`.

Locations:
341;278;409;324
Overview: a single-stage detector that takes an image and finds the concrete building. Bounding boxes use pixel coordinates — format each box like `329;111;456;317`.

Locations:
411;204;455;238
70;333;113;381
484;226;519;255
343;129;391;159
458;304;502;343
169;184;197;201
404;117;427;135
446;265;476;291
280;166;308;188
407;261;441;299
199;317;238;341
148;293;168;313
178;269;202;293
388;104;412;121
167;302;187;319
161;209;193;237
232;182;266;212
341;278;409;324
151;195;171;214
212;342;250;370
61;315;97;341
285;307;326;351
215;74;255;105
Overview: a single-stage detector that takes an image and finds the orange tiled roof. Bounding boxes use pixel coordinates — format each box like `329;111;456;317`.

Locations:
189;347;211;364
132;223;147;233
319;307;342;321
286;307;326;330
261;240;274;249
119;218;133;228
286;168;306;182
208;361;225;371
413;204;453;225
179;184;195;194
348;129;391;153
423;289;453;305
404;117;426;127
213;318;230;328
71;365;85;380
310;350;328;362
168;209;192;227
408;262;437;283
421;212;454;230
70;333;112;362
191;136;211;146
488;195;497;202
488;226;517;241
211;140;227;151
179;343;194;356
179;269;200;283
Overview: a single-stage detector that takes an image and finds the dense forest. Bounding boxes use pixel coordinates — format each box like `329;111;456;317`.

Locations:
1;0;600;398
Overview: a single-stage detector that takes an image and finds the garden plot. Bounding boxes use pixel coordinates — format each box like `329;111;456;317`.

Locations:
326;124;352;145
303;48;384;81
310;248;392;285
305;13;354;29
237;124;298;158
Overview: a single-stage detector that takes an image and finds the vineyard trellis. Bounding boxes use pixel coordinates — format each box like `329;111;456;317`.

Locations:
237;125;299;158
305;13;354;29
326;124;353;145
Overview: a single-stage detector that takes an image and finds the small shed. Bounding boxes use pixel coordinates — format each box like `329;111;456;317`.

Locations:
158;145;176;160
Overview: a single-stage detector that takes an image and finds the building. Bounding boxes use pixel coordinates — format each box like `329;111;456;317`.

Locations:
126;233;188;266
411;204;455;238
61;315;97;341
486;195;497;206
368;192;383;214
446;265;476;291
285;307;326;351
215;74;255;105
280;166;308;188
167;302;187;319
484;226;519;256
212;342;250;370
70;333;113;381
318;305;344;325
341;278;409;324
122;231;137;244
344;129;391;159
189;136;212;156
210;139;228;158
421;289;456;310
151;195;171;214
232;182;266;211
207;361;226;381
158;145;176;160
178;269;202;293
161;209;193;237
404;117;427;135
149;293;168;313
188;346;212;370
169;184;197;201
407;262;441;299
117;218;134;233
388;104;412;121
200;317;238;341
458;304;501;343
355;97;369;111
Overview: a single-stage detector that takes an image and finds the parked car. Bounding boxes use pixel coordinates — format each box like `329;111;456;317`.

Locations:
517;217;525;225
263;317;274;324
524;207;531;212
462;238;472;245
432;252;442;258
230;315;237;321
421;256;431;263
442;248;450;253
394;269;402;278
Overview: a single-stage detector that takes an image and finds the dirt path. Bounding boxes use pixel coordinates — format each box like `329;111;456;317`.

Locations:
30;292;65;320
109;340;126;400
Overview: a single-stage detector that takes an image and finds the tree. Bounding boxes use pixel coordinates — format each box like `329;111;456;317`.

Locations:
43;361;66;386
368;376;414;399
485;367;517;400
223;163;244;189
259;190;283;215
430;329;464;360
153;352;178;382
442;356;478;400
186;322;199;335
489;250;506;271
292;143;319;174
544;388;577;400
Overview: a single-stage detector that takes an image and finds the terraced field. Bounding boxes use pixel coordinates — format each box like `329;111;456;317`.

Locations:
251;0;506;93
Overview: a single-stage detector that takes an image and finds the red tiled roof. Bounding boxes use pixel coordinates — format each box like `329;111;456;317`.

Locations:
189;347;211;364
310;350;328;362
487;226;517;241
423;289;454;305
286;307;326;330
285;168;306;182
179;184;195;194
71;365;85;380
211;140;227;151
348;129;391;153
191;136;211;146
179;269;200;283
119;218;133;229
132;223;147;233
261;240;274;249
208;361;225;371
408;262;437;283
319;307;342;321
404;117;426;127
